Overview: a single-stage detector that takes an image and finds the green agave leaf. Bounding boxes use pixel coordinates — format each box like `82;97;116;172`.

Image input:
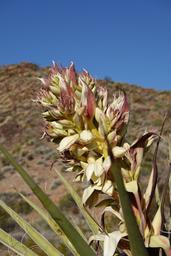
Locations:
56;169;100;235
0;200;63;256
0;228;39;256
0;143;96;256
19;192;78;256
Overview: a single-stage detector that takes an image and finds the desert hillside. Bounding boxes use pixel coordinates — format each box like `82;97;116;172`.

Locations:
0;62;171;255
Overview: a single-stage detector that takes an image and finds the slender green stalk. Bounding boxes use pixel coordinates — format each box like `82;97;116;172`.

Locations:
111;160;149;256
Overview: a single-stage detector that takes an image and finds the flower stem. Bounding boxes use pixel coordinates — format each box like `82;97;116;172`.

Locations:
111;160;149;256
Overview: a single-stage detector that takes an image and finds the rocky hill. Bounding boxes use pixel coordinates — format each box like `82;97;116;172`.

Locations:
0;62;170;255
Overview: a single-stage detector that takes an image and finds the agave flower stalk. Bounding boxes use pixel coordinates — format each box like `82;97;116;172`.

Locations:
37;62;171;255
109;154;149;256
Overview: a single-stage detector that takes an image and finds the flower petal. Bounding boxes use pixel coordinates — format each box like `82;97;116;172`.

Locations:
82;186;95;204
125;180;138;194
148;235;170;250
58;134;79;152
80;130;93;143
81;82;95;119
102;180;114;196
112;146;127;158
103;156;111;172
86;163;95;181
104;231;127;256
69;62;77;85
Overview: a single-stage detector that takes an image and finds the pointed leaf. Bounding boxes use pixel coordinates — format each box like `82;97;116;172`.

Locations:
0;143;96;256
19;193;78;256
0;200;63;256
0;228;39;256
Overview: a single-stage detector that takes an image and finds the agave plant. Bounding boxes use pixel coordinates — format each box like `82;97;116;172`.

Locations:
0;62;170;256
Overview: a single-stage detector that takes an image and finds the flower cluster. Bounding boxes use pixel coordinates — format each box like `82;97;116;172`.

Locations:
37;62;131;201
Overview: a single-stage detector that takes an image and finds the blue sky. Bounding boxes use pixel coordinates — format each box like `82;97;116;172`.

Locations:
0;0;171;90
